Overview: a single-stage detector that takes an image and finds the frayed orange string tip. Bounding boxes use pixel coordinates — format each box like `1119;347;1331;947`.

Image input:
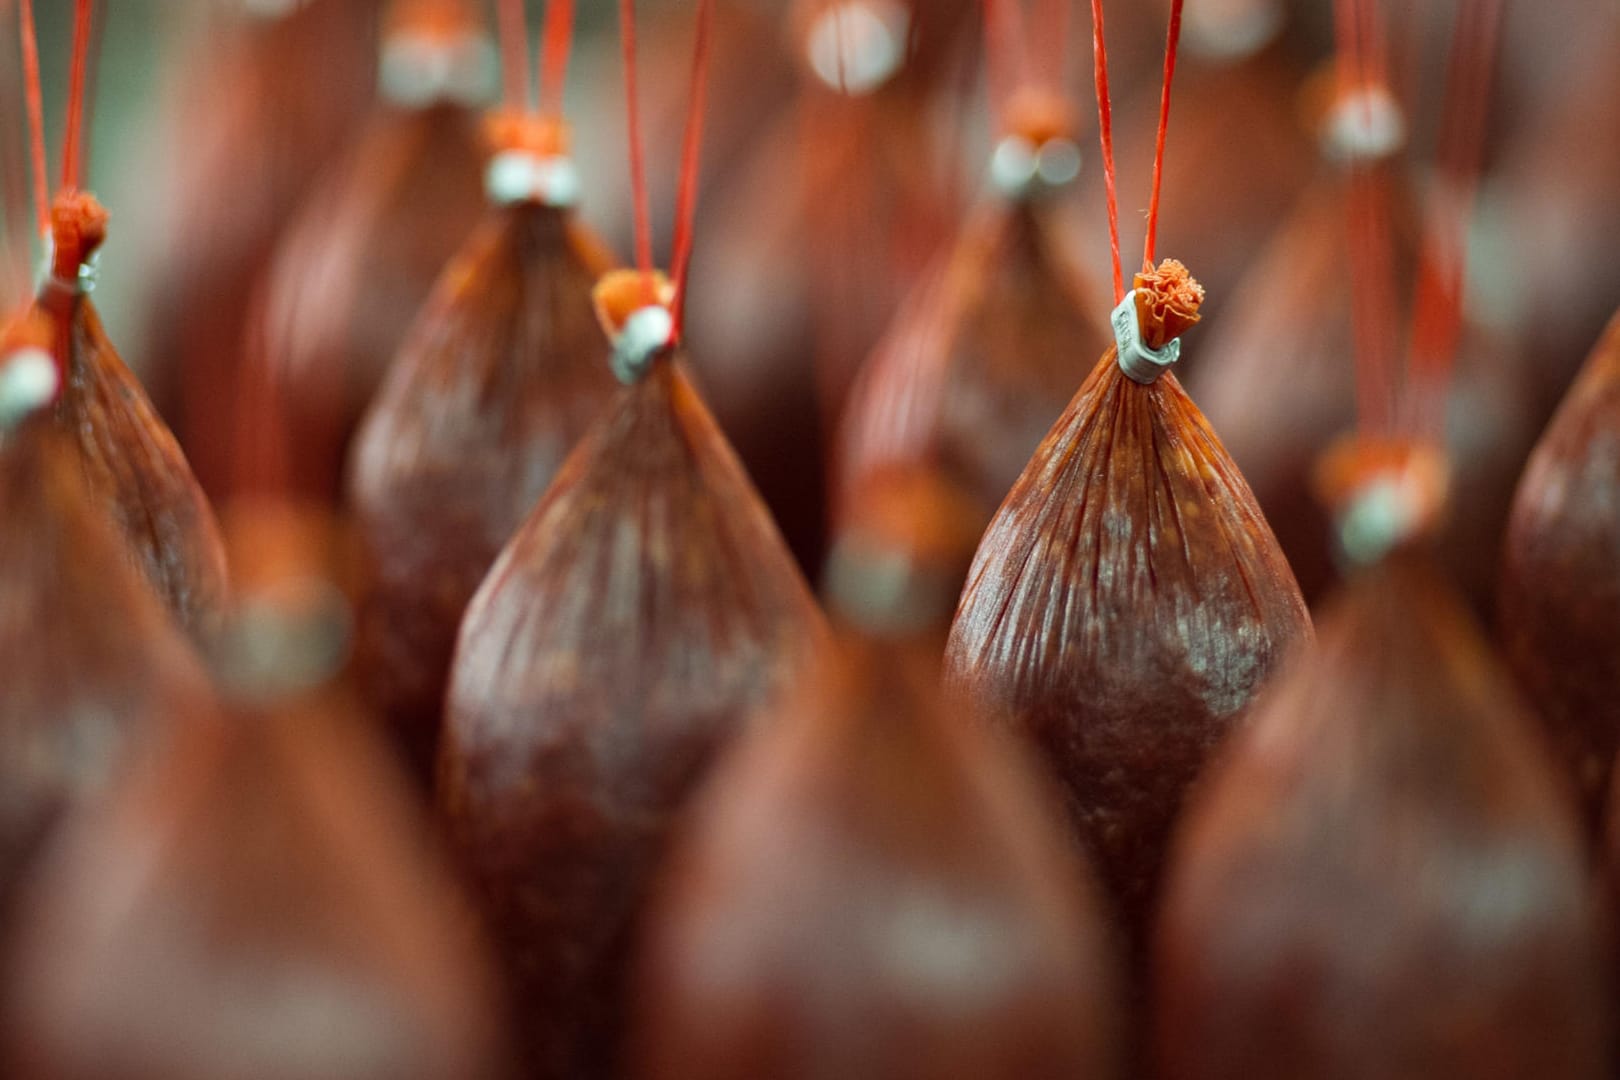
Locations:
1313;434;1450;532
1005;89;1080;145
483;110;570;156
592;269;674;339
1132;259;1203;350
48;190;108;281
386;0;480;40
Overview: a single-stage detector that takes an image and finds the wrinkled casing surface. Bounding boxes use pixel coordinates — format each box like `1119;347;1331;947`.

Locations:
1500;311;1620;826
946;350;1310;953
442;358;823;1077
42;293;229;643
350;203;617;779
634;640;1122;1080
1158;550;1607;1080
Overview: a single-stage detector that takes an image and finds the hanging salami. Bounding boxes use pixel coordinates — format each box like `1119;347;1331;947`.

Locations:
438;5;825;1073
679;0;973;571
1188;119;1417;601
1155;440;1607;1080
349;0;619;783
23;1;229;644
1190;55;1534;614
255;0;491;502
837;1;1107;537
144;0;377;498
632;466;1123;1080
1152;6;1604;1072
5;691;507;1080
944;0;1311;962
1500;311;1620;827
0;315;212;915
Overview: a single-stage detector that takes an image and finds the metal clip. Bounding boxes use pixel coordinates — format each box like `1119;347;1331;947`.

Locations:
806;1;909;94
1113;290;1181;384
611;306;675;384
989;134;1082;200
485;150;581;209
76;251;100;294
380;31;496;108
34;234;97;296
0;347;59;431
1322;85;1405;163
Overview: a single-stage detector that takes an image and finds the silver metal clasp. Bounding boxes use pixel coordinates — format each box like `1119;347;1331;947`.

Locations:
485;150;581;209
0;347;59;431
380;30;497;108
1113;290;1181;384
989;134;1082;200
611;305;675;384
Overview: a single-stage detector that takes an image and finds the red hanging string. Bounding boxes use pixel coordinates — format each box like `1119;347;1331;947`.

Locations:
497;0;530;113
1142;0;1185;271
1333;0;1385;113
17;0;46;235
0;3;23;300
981;0;1019;133
1087;0;1191;304
1407;0;1503;433
618;0;654;302
1390;0;1424;110
60;0;92;191
1037;0;1070;96
539;0;575;119
85;0;104;180
231;334;291;499
1348;166;1398;432
985;0;1076;143
1090;0;1187;303
831;1;846;93
617;0;715;337
1332;0;1400;434
1356;0;1387;92
987;0;1069;106
1088;0;1123;303
1331;0;1358;95
668;0;715;343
